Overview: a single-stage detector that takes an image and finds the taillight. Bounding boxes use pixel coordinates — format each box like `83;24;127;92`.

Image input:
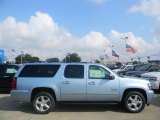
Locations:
12;77;17;90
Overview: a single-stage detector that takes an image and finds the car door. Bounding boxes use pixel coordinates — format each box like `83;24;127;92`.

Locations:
61;64;87;101
87;65;119;101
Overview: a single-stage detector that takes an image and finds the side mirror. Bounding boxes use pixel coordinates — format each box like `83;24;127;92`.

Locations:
105;74;115;80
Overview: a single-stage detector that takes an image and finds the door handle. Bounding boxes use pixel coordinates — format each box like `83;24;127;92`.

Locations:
62;81;70;84
88;81;95;85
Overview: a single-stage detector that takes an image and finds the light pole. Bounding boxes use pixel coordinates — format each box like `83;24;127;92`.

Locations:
58;49;61;62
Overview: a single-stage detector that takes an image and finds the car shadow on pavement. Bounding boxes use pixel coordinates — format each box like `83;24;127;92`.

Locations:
0;96;126;114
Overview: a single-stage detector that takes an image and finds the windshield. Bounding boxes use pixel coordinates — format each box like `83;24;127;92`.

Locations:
120;65;126;70
134;64;144;71
138;64;150;71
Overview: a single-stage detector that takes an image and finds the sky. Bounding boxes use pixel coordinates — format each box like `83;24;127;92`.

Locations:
0;0;160;62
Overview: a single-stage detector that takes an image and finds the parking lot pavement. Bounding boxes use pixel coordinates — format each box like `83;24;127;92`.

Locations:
0;94;160;120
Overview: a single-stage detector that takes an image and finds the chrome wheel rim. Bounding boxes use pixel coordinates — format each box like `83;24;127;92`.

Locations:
35;96;51;112
127;95;143;111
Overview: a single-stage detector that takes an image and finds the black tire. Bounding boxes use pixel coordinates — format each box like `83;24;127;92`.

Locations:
32;92;55;114
123;91;145;113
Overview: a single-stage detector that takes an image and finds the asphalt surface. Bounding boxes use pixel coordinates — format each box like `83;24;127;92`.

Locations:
0;93;160;120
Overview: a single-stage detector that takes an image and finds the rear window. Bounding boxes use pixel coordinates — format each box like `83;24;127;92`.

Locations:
19;65;60;77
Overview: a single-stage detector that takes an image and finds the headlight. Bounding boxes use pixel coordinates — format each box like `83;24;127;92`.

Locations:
150;77;157;81
148;83;152;90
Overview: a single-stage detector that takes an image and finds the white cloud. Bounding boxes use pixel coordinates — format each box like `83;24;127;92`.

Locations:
88;0;107;5
0;12;159;62
0;12;109;61
128;0;160;60
129;0;160;17
153;17;160;46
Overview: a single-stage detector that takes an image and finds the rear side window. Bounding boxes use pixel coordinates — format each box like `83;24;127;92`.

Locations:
64;65;84;78
0;65;5;74
19;65;60;77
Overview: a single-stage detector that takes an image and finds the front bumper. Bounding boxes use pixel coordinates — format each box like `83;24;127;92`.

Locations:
10;90;31;102
146;90;154;105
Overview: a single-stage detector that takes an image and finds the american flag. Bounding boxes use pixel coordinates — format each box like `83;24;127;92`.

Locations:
126;44;137;54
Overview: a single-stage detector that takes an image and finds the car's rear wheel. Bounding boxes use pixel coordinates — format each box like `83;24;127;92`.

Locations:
124;91;145;113
32;92;55;114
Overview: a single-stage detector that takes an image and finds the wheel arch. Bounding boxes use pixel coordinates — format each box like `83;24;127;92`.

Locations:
121;88;147;103
31;87;57;102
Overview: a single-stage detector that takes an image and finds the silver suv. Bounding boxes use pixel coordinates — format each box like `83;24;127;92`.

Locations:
11;63;154;114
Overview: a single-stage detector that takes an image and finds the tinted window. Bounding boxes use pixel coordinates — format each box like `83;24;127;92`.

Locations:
19;65;60;77
120;65;126;70
64;65;84;78
0;65;5;74
89;65;110;79
149;65;160;72
139;64;150;71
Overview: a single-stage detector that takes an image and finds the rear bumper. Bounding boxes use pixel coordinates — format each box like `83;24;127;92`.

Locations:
146;90;154;104
10;90;31;102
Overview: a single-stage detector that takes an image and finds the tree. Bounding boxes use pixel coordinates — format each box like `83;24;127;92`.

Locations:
132;61;138;65
116;62;121;66
46;58;59;62
15;54;40;64
95;60;101;63
63;53;81;62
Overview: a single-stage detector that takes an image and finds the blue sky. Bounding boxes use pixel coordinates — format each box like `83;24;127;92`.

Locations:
0;0;159;61
0;0;154;41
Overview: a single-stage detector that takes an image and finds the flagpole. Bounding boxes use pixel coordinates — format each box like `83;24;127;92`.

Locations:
121;37;128;65
109;45;114;64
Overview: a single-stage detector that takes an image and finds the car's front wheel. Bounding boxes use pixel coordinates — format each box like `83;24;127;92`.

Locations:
32;92;55;114
124;91;145;113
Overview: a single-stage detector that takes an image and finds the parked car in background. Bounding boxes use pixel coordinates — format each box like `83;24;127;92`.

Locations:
117;64;145;76
126;64;160;77
113;65;134;73
141;69;160;90
0;64;19;92
106;64;121;70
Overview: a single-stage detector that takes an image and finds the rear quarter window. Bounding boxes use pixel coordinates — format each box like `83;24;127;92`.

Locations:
19;65;60;77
